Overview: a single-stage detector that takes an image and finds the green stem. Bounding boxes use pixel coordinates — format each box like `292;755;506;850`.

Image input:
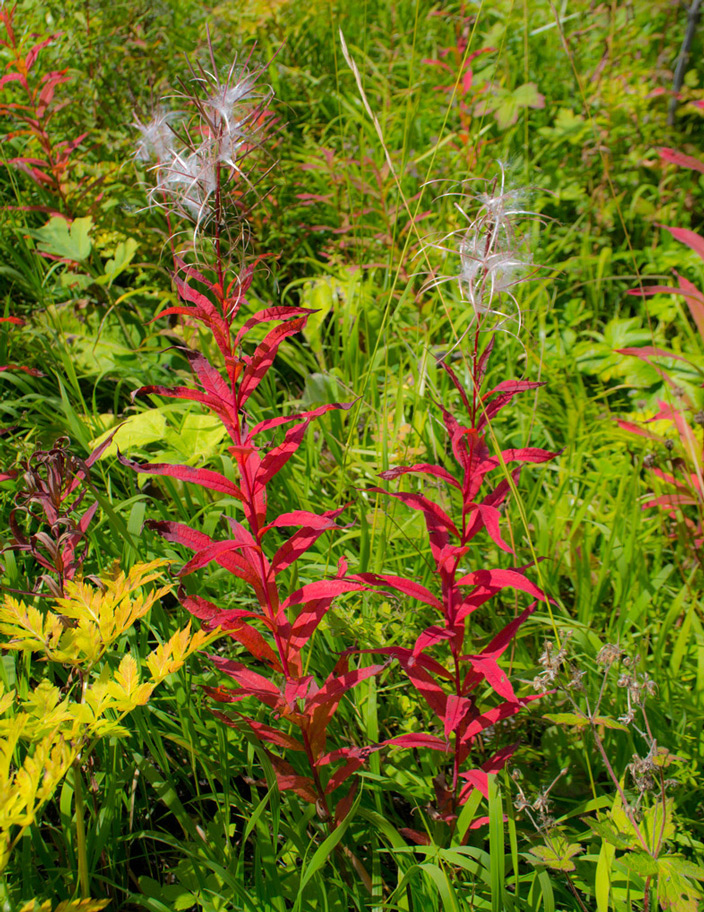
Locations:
73;761;90;898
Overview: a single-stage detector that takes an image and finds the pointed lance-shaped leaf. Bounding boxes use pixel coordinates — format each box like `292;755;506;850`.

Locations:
118;452;244;500
238;317;307;406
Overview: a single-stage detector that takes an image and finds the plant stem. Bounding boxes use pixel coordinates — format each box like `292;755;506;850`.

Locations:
73;761;90;898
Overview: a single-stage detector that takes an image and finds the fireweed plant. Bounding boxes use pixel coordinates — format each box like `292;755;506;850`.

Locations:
126;42;556;883
617;147;704;561
125;55;381;835
350;177;557;838
1;436;114;598
0;2;87;214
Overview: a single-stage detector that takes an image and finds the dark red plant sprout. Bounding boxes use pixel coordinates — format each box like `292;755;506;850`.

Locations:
616;147;704;557
350;174;557;840
124;55;384;831
0;3;87;215
0;436;112;597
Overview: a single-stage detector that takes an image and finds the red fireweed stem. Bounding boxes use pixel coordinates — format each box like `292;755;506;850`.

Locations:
302;729;329;817
234;435;293;680
214;156;224;293
450;647;462;816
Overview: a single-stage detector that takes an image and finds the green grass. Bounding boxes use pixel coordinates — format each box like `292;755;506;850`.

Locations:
0;0;703;909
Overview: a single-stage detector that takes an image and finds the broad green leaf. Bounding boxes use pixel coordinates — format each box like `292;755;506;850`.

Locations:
592;715;630;731
585;817;637;850
620;852;659;878
544;712;589;728
90;408;170;458
103;238;138;284
595;838;615;912
31;216;93;262
658;856;703;912
527;835;581;872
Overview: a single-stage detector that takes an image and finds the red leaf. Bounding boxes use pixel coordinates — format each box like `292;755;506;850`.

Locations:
334;781;359;825
286;578;367;652
378;463;461;489
263;507;347;534
457;568;546;616
148;521;262;591
461;695;542;744
400;663;447;718
384;733;451;752
239;318;306;405
25;35;56;70
134;383;238;437
479;381;543;429
399;828;432;845
369;486;460;540
659;147;704;174
660;224;704;263
458;744;518;801
270;520;343;575
250;401;353;438
233;306;315;349
467;503;513;553
412;625;454;657
226;713;305;752
118;452;244;500
208;656;281;707
283;578;364;609
178;538;257;577
266;754;318;804
463;654;517;703
352;572;442;611
255;417;313;490
444;695;472;738
307;664;385;713
353;646;453;681
676;272;704;341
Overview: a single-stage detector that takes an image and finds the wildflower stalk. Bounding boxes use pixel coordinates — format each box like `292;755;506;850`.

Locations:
127;48;384;854
351;172;555;837
72;762;89;899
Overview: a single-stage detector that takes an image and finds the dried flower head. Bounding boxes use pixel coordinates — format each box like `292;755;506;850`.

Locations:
596;643;623;667
134;39;273;253
134;107;177;163
422;164;541;346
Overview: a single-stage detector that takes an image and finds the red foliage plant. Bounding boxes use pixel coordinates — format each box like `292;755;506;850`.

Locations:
0;436;113;597
124;54;384;826
119;256;383;822
0;3;87;214
617;146;704;553
128;48;555;845
352;347;556;838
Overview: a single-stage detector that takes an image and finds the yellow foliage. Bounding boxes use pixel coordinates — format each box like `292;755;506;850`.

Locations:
0;559;214;884
19;900;110;912
0;559;172;670
147;622;218;683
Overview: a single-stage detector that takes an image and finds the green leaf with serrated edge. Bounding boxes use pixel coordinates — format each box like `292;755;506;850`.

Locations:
592;716;630;731
621;852;660;878
665;857;704;882
544;712;589;728
30;216;93;262
658;857;703;912
642;798;675;848
527;836;581;872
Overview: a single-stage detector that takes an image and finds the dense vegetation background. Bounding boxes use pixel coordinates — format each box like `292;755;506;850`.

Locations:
1;0;703;910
